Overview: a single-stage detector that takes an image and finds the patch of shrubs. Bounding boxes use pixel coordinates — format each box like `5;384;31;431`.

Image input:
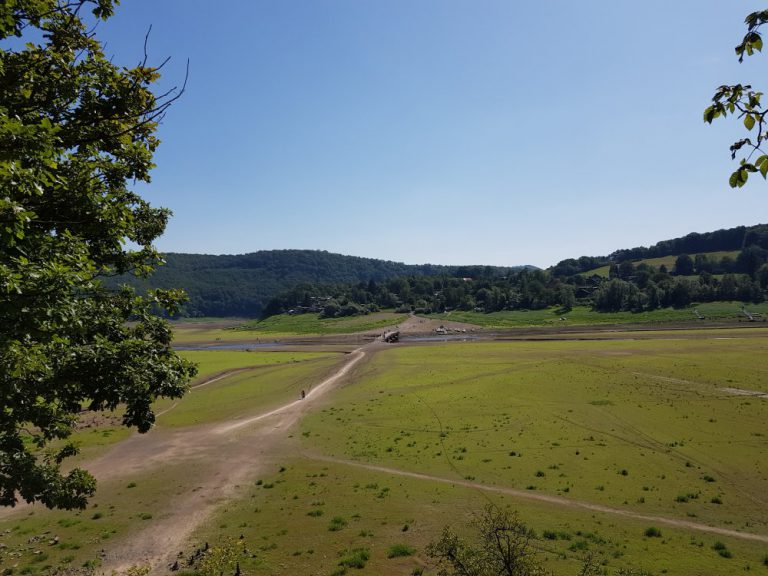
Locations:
329;516;348;531
338;547;370;569
712;541;733;558
387;544;416;558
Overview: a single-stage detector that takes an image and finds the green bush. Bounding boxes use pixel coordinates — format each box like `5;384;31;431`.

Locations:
644;527;662;538
387;544;416;558
338;548;370;569
712;541;733;558
329;516;348;531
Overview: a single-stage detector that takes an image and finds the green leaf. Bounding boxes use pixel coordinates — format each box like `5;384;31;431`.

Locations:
761;160;768;178
744;114;756;130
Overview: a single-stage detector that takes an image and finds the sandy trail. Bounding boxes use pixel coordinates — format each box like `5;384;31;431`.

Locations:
99;346;368;573
307;455;768;544
0;346;370;574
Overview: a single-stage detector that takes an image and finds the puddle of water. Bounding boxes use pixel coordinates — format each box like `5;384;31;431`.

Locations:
404;336;479;343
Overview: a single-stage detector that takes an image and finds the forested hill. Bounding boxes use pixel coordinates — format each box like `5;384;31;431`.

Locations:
550;223;768;277
263;223;768;319
108;250;522;317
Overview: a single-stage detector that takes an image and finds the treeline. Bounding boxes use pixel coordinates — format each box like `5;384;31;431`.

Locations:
266;247;768;317
110;224;768;318
264;269;569;317
105;249;520;317
551;223;768;277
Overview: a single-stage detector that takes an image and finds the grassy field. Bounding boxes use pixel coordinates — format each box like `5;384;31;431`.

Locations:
195;455;768;576
171;312;408;344
179;331;768;575
585;251;741;277
155;354;342;428
428;302;768;328
178;349;338;383
3;330;768;575
237;312;409;335
0;351;345;574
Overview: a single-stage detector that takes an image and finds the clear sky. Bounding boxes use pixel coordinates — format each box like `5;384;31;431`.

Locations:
97;0;766;268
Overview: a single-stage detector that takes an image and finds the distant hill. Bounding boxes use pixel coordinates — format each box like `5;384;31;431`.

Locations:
550;223;768;277
107;250;526;318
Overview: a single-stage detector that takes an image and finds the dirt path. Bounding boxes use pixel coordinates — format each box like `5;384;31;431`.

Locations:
7;345;371;575
307;454;768;544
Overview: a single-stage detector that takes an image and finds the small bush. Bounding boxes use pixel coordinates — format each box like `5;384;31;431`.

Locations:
569;540;589;551
644;527;662;538
338;547;370;569
710;496;722;504
329;516;348;532
91;512;103;520
387;544;416;558
712;541;733;558
675;492;698;503
307;509;324;517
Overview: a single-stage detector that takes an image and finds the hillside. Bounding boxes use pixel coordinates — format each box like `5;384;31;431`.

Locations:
260;223;768;319
107;250;523;317
550;223;768;276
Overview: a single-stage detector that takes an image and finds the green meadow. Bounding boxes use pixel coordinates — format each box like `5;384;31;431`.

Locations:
170;312;409;345
3;330;768;575
236;311;410;335
429;302;768;328
195;455;768;576
192;331;768;575
155;352;342;428
584;251;740;277
0;350;344;574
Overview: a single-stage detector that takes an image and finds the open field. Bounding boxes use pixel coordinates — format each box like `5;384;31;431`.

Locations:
2;328;767;575
169;313;409;346
584;251;741;277
428;302;768;328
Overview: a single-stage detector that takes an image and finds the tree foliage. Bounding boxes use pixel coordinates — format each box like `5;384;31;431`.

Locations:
704;9;768;187
0;0;196;509
426;504;654;576
427;504;546;576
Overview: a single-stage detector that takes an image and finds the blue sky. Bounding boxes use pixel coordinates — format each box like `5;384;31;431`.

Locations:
97;1;766;268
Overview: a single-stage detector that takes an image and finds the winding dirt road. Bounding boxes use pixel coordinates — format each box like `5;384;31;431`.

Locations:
99;346;369;574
